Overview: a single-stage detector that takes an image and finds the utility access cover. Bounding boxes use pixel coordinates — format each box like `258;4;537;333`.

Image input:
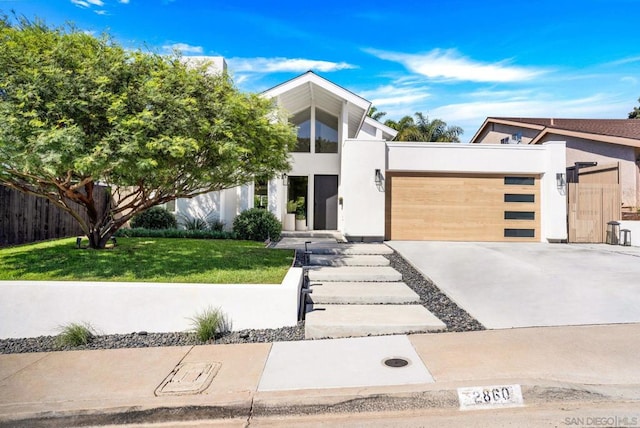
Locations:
155;362;220;396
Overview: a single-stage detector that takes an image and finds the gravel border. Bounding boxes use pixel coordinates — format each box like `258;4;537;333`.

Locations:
0;247;482;354
385;252;485;332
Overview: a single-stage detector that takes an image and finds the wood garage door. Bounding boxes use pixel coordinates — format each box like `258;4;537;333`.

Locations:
385;173;540;241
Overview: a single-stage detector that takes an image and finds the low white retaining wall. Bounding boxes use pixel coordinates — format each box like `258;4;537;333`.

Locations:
0;267;303;339
620;221;640;247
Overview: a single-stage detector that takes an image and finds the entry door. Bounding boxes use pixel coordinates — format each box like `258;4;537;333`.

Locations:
314;175;338;230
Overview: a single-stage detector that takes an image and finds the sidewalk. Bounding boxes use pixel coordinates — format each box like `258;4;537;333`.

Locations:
1;323;640;426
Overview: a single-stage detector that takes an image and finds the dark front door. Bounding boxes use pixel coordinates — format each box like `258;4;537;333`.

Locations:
314;175;338;230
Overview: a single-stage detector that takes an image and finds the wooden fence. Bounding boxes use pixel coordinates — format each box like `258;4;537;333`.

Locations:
567;183;621;243
0;185;109;247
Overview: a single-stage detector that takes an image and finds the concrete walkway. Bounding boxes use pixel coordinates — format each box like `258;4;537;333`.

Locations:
302;242;445;339
1;324;639;426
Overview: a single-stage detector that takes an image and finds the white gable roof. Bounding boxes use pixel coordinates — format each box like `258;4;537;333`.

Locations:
360;116;398;141
262;71;371;139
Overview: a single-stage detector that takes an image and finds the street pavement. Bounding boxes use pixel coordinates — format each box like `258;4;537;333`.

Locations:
1;323;640;426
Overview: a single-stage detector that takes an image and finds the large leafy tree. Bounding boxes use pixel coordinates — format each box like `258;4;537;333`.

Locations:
629;97;640;119
0;17;296;248
385;112;463;142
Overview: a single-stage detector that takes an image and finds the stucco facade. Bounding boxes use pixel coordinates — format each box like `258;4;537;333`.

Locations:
176;74;569;242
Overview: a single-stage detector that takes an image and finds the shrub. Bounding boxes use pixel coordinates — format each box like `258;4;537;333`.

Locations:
115;228;236;240
190;306;226;342
56;322;95;347
232;208;282;241
130;207;177;230
178;211;225;232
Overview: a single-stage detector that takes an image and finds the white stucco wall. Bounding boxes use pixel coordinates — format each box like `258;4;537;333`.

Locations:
340;141;567;242
340;139;387;239
0;268;303;339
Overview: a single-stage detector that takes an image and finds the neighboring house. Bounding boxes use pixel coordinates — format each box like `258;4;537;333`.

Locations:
175;68;568;243
470;118;640;210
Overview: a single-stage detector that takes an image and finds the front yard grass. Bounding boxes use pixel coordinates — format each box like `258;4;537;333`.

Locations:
0;238;294;284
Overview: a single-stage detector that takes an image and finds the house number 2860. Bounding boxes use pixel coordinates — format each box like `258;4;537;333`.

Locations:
472;387;511;404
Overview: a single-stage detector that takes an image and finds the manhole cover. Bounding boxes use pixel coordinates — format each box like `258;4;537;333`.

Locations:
383;357;409;368
155;362;220;396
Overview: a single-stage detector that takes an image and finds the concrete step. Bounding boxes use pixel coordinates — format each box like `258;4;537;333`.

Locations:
307;266;402;282
304;304;446;339
309;282;420;304
308;254;390;267
307;243;393;256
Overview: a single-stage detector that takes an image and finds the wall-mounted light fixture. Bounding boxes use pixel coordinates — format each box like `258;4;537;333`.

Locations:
556;172;566;194
282;173;288;186
374;169;384;186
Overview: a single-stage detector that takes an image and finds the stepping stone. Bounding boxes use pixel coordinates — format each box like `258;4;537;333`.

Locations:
308;254;390;267
305;305;446;339
307;266;402;282
309;282;420;304
308;243;393;255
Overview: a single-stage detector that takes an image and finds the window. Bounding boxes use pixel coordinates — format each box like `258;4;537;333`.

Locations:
504;228;535;238
315;108;338;153
254;176;268;209
500;137;510;144
292;108;311;152
504;194;535;203
504;211;535;220
504;177;535;186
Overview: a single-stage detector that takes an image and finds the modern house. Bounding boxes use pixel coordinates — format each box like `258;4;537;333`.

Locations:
175;67;569;243
470;117;640;211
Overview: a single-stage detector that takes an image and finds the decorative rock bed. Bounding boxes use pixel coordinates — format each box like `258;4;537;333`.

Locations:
0;249;483;354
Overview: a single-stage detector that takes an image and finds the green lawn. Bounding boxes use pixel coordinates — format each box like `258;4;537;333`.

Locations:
0;238;294;284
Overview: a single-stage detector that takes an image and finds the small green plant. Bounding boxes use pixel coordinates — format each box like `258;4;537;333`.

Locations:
295;196;306;220
130;207;178;230
286;200;298;214
232;208;282;241
56;322;95;347
190;307;225;342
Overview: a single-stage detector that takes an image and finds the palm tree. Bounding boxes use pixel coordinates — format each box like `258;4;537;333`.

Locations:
385;112;463;142
367;106;387;121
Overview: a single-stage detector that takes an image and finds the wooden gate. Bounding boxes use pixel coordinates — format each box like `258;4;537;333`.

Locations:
567;163;621;243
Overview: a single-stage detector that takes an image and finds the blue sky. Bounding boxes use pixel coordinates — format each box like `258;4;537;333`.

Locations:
3;0;640;141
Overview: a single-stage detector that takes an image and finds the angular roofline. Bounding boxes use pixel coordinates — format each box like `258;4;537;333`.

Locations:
262;71;371;111
471;117;640;148
363;116;398;139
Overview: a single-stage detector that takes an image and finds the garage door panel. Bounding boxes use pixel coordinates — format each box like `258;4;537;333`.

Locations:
386;173;540;242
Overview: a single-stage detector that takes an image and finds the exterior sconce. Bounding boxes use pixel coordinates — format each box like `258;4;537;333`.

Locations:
282;173;288;186
556;172;566;194
374;169;384;186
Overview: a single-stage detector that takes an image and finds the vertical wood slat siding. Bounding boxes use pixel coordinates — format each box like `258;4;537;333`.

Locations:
568;183;621;243
0;185;109;247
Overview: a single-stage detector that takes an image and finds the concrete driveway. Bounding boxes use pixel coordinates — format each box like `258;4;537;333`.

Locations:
388;241;640;329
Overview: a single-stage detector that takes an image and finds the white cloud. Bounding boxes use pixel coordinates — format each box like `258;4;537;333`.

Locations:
71;0;90;7
162;43;204;54
367;48;547;83
94;10;108;15
71;0;104;8
359;84;430;107
119;0;130;3
228;57;357;73
606;55;640;66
